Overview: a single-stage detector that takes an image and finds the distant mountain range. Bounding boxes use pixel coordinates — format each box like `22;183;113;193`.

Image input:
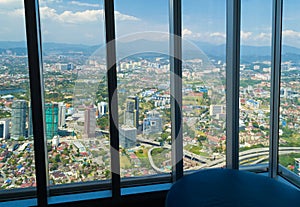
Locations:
1;40;300;62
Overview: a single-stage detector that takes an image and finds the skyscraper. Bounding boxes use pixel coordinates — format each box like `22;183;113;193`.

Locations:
58;102;66;128
11;100;27;140
119;126;136;148
0;119;10;139
45;103;59;140
98;102;108;117
143;111;162;135
84;107;96;138
124;96;139;128
28;102;33;138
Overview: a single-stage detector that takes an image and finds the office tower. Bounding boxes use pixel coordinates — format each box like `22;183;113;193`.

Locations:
124;96;139;128
45;103;59;140
0;119;10;139
28;103;33;138
143;111;162;135
58;102;66;128
119;126;136;148
84;107;96;138
98;102;108;117
11;100;27;140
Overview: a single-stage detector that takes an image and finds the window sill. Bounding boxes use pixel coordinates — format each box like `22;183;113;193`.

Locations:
1;183;171;207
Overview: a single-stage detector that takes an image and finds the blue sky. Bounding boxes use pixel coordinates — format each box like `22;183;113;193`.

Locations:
0;0;300;47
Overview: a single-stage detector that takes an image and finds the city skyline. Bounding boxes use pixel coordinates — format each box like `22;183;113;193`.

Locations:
1;0;300;47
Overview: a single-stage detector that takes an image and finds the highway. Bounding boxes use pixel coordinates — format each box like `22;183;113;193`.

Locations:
137;137;209;163
147;147;168;173
138;137;300;170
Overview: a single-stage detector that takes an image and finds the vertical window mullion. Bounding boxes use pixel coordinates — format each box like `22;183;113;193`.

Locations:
169;0;183;182
24;0;49;206
104;0;121;200
226;0;241;170
269;0;283;178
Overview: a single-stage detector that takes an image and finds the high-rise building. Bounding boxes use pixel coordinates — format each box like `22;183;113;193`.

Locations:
98;102;108;117
124;96;139;128
119;126;136;148
143;111;162;135
58;102;66;128
45;103;59;140
11;100;27;140
28;103;33;138
84;107;96;138
0;119;10;139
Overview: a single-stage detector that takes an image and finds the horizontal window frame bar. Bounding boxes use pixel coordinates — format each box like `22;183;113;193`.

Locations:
239;164;269;173
120;173;172;188
0;174;170;201
1;183;171;207
0;187;36;202
49;180;111;196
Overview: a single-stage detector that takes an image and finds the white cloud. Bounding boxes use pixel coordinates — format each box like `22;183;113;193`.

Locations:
282;30;300;38
40;0;63;3
58;10;103;23
182;28;193;37
8;8;24;17
69;1;100;8
0;0;22;10
254;32;271;41
38;7;139;24
0;0;18;4
210;32;225;38
115;11;139;21
40;7;57;19
241;31;252;40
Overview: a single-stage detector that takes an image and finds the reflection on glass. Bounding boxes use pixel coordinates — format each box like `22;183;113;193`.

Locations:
39;0;111;185
115;0;171;178
279;0;300;176
239;0;272;166
182;0;226;171
0;1;36;189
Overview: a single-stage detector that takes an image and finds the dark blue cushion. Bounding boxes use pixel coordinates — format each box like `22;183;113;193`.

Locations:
166;168;300;207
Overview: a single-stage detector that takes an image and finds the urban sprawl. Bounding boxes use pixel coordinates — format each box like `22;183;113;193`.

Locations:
0;47;300;189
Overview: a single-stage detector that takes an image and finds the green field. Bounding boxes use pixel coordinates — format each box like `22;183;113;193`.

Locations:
120;155;131;169
184;144;209;157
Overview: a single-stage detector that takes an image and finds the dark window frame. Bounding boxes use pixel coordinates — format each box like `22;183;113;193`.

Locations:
1;0;298;205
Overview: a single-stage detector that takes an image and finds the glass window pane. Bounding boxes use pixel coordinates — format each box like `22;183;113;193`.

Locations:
114;0;171;180
239;0;272;167
279;0;300;176
0;1;36;192
182;0;226;171
39;0;111;187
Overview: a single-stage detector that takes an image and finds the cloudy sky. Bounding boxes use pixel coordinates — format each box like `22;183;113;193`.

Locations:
1;0;300;47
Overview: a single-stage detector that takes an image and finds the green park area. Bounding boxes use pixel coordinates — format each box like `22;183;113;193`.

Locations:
279;153;300;169
120;155;131;169
184;144;209;157
151;148;171;169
